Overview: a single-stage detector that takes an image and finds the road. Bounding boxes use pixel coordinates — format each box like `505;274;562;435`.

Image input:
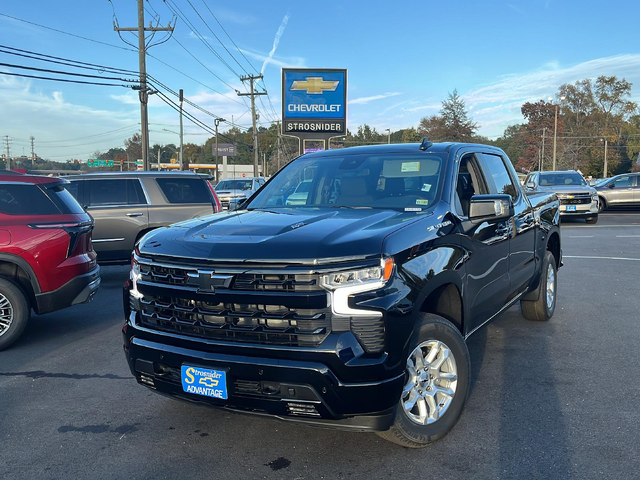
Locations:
1;212;639;479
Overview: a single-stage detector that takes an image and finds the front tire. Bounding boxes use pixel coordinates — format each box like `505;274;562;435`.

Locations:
376;314;470;448
521;251;557;322
0;278;31;351
598;197;607;212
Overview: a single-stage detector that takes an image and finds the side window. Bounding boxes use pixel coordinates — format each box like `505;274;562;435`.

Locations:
156;178;211;204
65;181;80;201
613;176;632;188
0;184;59;215
86;179;141;206
454;154;487;217
478;153;518;200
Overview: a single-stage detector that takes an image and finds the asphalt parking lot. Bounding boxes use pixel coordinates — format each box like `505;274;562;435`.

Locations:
1;211;639;480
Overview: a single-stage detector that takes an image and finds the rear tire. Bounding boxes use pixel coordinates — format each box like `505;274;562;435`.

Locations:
585;216;598;224
376;314;470;448
0;278;31;351
521;251;557;322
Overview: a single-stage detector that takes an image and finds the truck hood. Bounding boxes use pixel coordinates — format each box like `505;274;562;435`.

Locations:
537;185;596;195
139;208;428;264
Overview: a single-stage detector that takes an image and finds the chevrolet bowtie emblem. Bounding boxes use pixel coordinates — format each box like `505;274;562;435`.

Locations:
291;77;339;95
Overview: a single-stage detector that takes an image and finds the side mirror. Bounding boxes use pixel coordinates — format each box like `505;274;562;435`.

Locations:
526;181;535;190
232;198;247;211
608;183;615;189
469;194;514;223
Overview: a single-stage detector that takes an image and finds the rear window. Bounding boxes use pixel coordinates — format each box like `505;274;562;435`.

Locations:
45;184;85;214
0;184;59;215
156;178;212;204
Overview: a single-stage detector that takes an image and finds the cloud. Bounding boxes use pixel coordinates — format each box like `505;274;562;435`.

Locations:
462;54;640;136
402;103;441;112
261;12;290;74
213;8;256;25
110;93;139;105
349;92;402;105
506;4;525;15
188;31;211;41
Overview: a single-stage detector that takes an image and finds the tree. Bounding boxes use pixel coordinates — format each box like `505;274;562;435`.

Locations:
124;133;142;163
518;100;559;172
418;89;478;142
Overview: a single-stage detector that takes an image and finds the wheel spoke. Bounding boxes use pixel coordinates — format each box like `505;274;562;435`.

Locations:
438;372;457;381
402;378;415;397
404;389;419;411
413;350;425;370
417;397;428;424
431;348;450;370
424;392;438;421
425;342;439;364
435;385;455;396
406;356;417;377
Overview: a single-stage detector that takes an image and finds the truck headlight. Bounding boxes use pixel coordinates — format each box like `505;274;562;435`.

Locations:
591;193;598;203
320;258;394;317
130;255;143;299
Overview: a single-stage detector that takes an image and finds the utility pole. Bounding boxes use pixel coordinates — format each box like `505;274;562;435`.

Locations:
277;121;281;171
541;127;546;171
237;74;266;177
157;145;161;170
3;136;10;170
603;139;608;178
214;117;225;183
115;0;173;171
179;89;185;170
263;152;266;177
30;136;35;166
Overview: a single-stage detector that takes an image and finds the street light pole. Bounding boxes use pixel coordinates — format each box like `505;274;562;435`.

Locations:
214;118;225;183
541;127;547;171
603;138;608;178
385;128;390;144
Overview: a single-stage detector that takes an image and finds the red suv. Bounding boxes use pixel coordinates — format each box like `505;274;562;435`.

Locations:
0;172;100;350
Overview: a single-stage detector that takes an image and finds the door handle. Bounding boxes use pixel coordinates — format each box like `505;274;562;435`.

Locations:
126;212;144;217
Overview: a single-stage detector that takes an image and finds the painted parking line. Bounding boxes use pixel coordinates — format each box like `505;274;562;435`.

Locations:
563;255;640;261
616;235;640;238
567;235;593;238
562;225;640;228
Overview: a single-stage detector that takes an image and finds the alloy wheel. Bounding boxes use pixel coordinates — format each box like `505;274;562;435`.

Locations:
0;293;14;338
402;340;458;425
546;263;556;310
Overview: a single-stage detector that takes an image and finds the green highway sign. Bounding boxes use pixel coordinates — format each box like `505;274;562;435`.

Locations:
87;159;114;167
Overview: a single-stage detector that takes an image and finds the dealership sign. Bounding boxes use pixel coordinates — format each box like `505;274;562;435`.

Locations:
213;143;237;157
282;69;347;135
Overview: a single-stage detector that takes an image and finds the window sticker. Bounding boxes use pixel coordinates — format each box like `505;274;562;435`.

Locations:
421;184;432;192
401;161;420;173
404;207;422;212
416;199;429;206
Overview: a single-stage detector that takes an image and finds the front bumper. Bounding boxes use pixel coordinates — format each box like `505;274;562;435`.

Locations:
35;265;101;314
122;324;402;431
558;201;598;217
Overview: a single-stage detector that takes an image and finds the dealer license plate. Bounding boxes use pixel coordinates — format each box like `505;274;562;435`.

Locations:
181;365;228;400
565;205;577;212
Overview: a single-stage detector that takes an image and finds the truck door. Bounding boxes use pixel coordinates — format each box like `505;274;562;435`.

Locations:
454;153;511;334
477;153;535;296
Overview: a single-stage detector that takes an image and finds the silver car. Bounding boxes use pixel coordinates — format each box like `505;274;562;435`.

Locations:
594;173;640;211
525;170;599;223
215;177;265;210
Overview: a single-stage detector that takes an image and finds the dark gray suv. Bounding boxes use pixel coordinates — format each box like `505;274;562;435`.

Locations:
65;172;221;264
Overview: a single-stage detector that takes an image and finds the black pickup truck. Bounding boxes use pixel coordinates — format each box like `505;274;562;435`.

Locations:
123;140;561;447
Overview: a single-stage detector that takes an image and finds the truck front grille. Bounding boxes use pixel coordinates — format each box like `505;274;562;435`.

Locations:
138;295;330;347
559;195;591;205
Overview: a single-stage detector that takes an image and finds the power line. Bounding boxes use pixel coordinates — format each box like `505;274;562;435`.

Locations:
164;0;241;78
0;13;136;52
198;0;259;74
183;0;250;76
0;45;138;75
0;70;131;87
0;61;137;83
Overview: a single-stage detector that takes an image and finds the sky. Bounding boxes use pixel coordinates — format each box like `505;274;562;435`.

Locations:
1;0;639;161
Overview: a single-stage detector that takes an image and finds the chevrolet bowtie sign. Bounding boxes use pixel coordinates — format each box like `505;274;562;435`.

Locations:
282;68;347;136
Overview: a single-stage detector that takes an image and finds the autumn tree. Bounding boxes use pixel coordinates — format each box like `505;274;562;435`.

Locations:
124;133;142;163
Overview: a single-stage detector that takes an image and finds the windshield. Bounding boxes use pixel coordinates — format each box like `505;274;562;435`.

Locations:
539;173;587;186
216;180;253;191
248;152;446;211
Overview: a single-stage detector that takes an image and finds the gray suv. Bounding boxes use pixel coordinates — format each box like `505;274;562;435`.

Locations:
524;170;599;223
65;172;220;264
594;173;640;211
